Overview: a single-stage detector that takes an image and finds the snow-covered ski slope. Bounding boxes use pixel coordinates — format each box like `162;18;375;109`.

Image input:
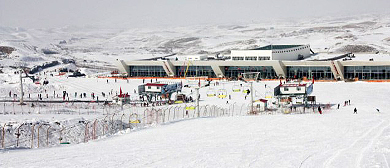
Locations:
1;80;390;168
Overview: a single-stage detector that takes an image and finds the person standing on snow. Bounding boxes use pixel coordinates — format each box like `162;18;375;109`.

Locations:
354;108;357;114
318;106;322;114
337;104;340;109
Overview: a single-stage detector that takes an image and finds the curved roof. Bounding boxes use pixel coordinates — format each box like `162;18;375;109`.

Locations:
252;45;304;50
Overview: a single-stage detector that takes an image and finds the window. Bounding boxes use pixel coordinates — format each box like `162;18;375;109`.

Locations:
297;87;301;91
232;57;244;60
284;87;289;91
258;57;270;60
148;86;151;89
157;87;160;89
245;56;257;61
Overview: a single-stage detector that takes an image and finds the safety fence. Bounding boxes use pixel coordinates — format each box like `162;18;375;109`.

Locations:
0;103;251;150
0;102;329;150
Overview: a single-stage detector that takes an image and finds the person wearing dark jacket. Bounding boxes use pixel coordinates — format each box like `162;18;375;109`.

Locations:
318;106;322;114
354;108;357;114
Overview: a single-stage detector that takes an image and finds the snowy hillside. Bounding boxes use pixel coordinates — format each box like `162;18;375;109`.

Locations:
1;14;390;70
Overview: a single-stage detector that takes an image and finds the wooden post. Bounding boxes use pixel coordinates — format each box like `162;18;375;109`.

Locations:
37;124;44;148
84;122;89;143
31;124;35;148
120;114;125;130
93;119;97;140
46;126;51;146
59;126;65;144
1;123;5;148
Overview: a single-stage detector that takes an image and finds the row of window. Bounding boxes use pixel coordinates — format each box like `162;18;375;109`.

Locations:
232;56;271;61
224;66;277;79
273;46;310;54
129;66;167;77
284;87;301;91
344;66;390;79
175;66;216;78
128;65;390;80
287;66;334;79
232;57;244;60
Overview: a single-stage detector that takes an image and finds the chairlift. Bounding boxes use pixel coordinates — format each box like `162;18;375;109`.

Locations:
129;113;141;123
207;88;216;97
186;106;195;110
232;84;241;92
242;85;250;93
218;89;227;98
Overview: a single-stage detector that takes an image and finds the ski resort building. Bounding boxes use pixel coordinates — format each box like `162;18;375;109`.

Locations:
116;44;390;81
274;81;314;97
230;44;312;61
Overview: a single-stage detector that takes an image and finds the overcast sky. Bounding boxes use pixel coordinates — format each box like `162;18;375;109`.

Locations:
0;0;389;29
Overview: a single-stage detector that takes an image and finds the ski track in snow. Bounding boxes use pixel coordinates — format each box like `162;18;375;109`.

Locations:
324;119;390;168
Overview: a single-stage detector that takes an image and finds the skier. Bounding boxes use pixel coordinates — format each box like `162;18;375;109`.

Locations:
318;106;322;114
348;100;351;105
376;108;380;113
354;108;357;114
337;104;340;109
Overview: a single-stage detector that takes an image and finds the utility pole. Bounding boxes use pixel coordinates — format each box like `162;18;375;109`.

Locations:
19;70;25;105
250;81;254;113
195;87;200;117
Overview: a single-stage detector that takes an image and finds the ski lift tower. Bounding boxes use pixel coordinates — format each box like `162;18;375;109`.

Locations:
241;72;260;114
195;82;200;117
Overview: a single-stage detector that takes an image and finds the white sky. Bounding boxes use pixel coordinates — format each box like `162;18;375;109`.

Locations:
0;0;389;28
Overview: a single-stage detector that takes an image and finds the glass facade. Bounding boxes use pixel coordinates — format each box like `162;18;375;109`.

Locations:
287;66;334;79
344;66;390;80
129;66;167;77
128;64;390;80
224;66;277;79
175;66;216;78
